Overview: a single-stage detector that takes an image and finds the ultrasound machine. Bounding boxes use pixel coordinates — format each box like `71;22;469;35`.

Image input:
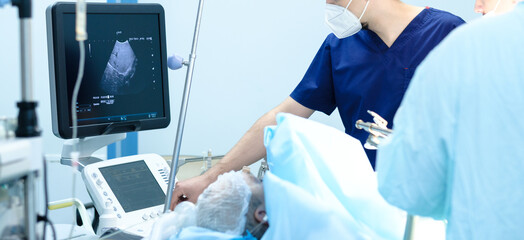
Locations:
46;2;173;237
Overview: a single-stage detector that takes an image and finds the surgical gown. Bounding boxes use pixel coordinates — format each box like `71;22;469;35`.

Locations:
290;7;464;168
170;226;255;240
262;113;405;240
377;3;524;239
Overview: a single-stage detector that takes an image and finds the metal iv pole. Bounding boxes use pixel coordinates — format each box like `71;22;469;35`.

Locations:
12;0;41;238
1;0;41;239
164;0;205;213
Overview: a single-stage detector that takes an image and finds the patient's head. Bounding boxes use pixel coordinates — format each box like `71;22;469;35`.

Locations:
242;167;268;239
195;168;268;238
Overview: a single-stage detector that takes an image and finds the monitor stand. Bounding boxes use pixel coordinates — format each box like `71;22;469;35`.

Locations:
61;133;126;171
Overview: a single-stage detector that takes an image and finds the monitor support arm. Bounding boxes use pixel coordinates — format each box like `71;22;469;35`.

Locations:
61;133;126;172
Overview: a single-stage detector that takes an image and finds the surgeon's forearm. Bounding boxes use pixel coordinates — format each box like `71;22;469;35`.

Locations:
203;97;314;182
203;110;276;182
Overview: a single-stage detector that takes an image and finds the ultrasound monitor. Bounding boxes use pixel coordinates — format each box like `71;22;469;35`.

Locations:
46;3;170;139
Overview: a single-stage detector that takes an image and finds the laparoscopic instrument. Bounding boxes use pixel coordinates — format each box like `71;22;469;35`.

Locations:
355;111;415;240
355;110;393;149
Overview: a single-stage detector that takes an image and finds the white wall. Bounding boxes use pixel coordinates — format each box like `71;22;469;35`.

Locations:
138;0;334;157
0;0;480;225
0;0;480;157
137;0;480;157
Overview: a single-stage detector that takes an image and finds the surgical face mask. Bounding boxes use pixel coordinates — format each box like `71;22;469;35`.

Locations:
484;0;502;17
325;0;370;39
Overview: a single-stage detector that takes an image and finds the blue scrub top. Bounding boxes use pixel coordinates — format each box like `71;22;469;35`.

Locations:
290;7;464;168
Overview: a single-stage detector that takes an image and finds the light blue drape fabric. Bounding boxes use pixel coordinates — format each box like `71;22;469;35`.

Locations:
377;3;524;239
262;113;405;240
169;226;255;240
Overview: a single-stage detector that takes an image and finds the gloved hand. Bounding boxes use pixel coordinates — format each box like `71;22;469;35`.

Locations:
170;174;213;210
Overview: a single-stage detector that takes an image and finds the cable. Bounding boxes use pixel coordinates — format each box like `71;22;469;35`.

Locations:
72;0;87;143
67;39;85;240
37;215;57;240
71;39;85;145
68;0;87;238
39;156;57;240
47;218;57;240
43;156;49;239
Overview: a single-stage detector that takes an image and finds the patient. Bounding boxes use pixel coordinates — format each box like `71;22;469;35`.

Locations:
172;168;268;240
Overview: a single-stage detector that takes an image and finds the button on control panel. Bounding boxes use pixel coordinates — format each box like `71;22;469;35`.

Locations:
82;154;173;237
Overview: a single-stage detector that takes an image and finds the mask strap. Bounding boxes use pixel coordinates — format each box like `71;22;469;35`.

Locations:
247;215;268;236
492;0;502;13
359;0;370;20
345;0;354;10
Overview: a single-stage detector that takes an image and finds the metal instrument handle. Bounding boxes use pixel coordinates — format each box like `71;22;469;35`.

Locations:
355;120;393;136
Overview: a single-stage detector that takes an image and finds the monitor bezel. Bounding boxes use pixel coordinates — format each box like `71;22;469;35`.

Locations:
47;2;170;139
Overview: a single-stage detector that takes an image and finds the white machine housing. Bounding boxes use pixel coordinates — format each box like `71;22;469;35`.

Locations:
82;153;173;236
0;138;42;180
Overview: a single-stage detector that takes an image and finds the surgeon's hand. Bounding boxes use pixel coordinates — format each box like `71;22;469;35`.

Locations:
170;174;213;210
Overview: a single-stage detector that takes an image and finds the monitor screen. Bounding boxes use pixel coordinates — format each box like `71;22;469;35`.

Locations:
47;3;170;139
99;160;165;213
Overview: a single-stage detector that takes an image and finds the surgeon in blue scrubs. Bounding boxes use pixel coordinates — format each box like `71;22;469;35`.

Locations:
171;0;465;208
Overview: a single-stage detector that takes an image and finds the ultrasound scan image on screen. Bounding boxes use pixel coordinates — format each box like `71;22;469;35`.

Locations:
63;13;165;126
99;160;165;213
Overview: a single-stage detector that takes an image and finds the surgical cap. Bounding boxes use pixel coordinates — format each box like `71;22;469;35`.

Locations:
196;171;252;236
145;201;196;240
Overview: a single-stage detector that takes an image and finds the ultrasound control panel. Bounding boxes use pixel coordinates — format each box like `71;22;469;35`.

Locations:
82;153;174;236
